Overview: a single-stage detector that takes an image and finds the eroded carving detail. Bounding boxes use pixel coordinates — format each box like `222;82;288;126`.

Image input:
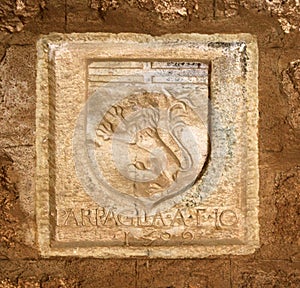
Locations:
95;91;206;198
58;207;239;229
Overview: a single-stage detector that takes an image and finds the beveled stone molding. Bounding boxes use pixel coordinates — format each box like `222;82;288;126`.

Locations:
36;33;259;258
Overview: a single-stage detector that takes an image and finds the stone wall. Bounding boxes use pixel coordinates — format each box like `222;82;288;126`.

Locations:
0;0;299;287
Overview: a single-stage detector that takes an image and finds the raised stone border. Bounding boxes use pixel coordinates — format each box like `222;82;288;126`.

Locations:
36;33;259;258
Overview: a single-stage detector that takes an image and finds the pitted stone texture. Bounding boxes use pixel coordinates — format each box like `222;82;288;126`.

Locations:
282;60;300;131
0;45;36;148
36;33;259;258
89;0;199;20
231;259;300;287
136;259;231;287
218;0;300;33
0;0;45;33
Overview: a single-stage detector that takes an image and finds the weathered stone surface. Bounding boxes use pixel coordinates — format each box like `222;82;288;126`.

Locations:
136;259;230;287
263;0;300;33
231;259;300;287
0;148;37;260
217;0;300;33
89;0;201;20
258;159;300;261
0;153;18;254
0;0;45;33
0;45;36;148
86;0;300;32
35;33;259;258
274;166;300;245
0;259;136;288
259;49;287;153
281;60;300;150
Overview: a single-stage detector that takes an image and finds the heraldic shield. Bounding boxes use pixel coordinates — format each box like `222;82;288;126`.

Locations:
73;65;209;217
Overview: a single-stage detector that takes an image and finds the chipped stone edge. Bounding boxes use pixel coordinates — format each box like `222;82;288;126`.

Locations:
35;33;259;258
243;36;259;249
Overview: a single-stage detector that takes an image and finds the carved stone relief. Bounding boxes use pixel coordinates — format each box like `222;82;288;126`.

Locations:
36;33;259;258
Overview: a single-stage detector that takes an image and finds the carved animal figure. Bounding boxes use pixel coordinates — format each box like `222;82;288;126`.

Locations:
96;93;193;195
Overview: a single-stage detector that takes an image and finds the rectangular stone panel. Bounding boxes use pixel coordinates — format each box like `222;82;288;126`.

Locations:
36;33;259;257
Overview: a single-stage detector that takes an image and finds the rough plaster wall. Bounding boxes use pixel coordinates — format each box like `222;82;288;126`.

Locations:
0;0;299;287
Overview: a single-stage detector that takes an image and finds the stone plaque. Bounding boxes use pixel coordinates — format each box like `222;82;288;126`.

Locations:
36;33;259;257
